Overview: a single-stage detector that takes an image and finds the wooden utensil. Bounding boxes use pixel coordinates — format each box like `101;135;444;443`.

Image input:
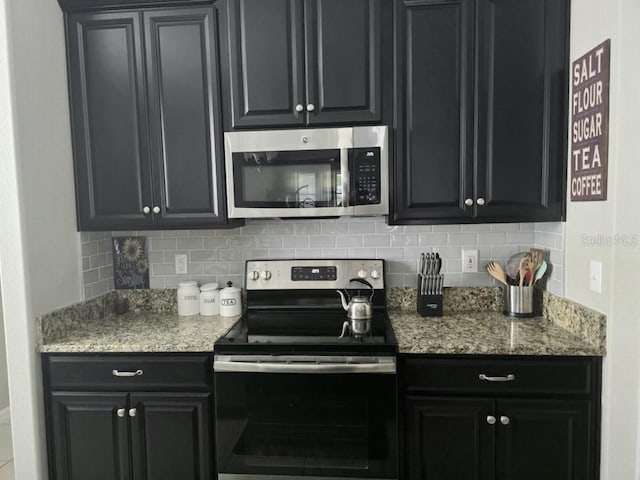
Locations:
518;254;531;287
528;248;544;285
486;261;509;286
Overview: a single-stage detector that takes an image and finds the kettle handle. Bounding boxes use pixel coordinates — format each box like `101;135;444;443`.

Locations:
346;278;375;301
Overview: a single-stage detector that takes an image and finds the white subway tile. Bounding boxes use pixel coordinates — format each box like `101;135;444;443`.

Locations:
310;236;336;248
283;236;309;248
294;223;322;235
433;224;461;232
418;233;448;246
490;223;521;232
191;250;218;262
363;235;390;247
322;223;349;235
375;248;404;259
204;263;229;275
348;248;376;258
447;233;478;245
203;237;230;249
348;222;375;234
322;248;349;258
177;237;204;250
477;232;507;245
461;224;491;232
151;238;177;250
295;248;323;258
336;236;362;247
391;234;418;247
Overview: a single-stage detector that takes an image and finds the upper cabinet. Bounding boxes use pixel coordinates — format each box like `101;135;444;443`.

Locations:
222;0;392;129
66;5;235;231
391;0;569;225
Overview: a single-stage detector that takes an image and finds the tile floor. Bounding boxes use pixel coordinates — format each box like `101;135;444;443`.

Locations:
0;415;13;480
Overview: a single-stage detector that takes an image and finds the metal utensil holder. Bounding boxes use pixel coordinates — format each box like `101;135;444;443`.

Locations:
417;274;443;317
504;286;534;318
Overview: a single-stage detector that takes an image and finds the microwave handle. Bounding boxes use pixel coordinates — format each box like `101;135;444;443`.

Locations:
340;148;350;208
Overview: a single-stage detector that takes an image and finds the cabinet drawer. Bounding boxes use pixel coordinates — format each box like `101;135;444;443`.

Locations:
45;355;212;391
402;356;596;396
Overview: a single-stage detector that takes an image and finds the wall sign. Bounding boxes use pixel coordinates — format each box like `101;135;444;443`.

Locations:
570;39;611;201
112;236;149;289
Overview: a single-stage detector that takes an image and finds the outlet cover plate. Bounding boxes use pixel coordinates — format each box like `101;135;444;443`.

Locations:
462;249;479;273
175;254;188;274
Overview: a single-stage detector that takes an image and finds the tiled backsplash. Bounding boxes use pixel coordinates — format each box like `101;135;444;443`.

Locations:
80;218;565;300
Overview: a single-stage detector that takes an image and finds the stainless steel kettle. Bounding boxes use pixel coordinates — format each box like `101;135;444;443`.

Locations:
337;278;374;337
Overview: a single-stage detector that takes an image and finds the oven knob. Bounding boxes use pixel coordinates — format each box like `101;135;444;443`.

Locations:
357;269;367;279
248;271;259;281
260;270;272;280
370;269;381;280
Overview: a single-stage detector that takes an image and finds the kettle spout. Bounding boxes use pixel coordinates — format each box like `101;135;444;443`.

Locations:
336;290;349;311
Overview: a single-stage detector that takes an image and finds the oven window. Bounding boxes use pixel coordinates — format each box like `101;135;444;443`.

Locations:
232;150;342;209
215;372;397;478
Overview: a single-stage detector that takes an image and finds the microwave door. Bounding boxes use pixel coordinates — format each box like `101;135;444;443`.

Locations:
227;148;353;218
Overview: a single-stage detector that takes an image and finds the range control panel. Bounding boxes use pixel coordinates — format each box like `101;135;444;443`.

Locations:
246;259;384;290
351;147;381;205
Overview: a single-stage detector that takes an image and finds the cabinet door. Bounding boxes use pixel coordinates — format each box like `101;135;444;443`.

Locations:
304;0;389;125
226;0;306;128
49;392;131;480
130;393;213;480
475;0;568;221
391;0;475;224
67;12;153;231
495;399;591;480
405;396;494;480
144;8;230;228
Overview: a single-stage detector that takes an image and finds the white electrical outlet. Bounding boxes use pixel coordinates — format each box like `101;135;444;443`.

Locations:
462;250;478;273
590;260;602;293
175;254;188;274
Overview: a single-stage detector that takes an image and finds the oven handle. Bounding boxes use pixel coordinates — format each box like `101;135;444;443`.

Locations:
213;355;396;374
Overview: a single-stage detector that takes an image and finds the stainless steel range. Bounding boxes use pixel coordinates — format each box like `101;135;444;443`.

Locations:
213;259;398;480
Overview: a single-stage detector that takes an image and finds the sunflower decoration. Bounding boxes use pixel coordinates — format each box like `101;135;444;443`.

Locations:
123;238;143;262
135;258;149;274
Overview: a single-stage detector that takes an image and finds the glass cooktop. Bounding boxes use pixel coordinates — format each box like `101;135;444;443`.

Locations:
214;310;397;355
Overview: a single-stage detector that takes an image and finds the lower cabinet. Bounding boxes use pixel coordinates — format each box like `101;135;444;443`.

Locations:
43;354;214;480
401;356;601;480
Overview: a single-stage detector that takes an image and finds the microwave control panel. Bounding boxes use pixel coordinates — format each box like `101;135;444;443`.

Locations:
351;147;381;205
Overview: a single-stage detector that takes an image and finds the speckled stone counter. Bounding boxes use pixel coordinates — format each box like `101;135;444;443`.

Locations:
39;311;239;353
37;289;240;353
387;286;606;356
389;311;603;356
38;287;605;356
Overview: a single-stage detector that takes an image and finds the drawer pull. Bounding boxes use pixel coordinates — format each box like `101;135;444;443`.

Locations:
112;369;143;377
486;415;496;425
479;373;515;382
117;408;126;418
500;416;510;425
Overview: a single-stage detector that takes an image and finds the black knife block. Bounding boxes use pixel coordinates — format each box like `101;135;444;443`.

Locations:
416;276;443;317
417;294;443;317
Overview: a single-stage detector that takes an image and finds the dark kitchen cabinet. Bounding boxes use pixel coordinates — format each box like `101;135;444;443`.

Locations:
222;0;391;129
391;0;569;224
43;354;214;480
401;356;601;480
66;6;234;230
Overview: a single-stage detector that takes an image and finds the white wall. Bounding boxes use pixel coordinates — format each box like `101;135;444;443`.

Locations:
0;0;83;478
0;288;9;413
566;0;640;478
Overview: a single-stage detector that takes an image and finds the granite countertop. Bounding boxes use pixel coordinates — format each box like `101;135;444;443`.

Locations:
39;311;240;353
389;311;603;356
37;287;606;356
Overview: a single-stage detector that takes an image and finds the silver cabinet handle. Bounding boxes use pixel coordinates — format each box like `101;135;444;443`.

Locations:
112;369;143;377
476;197;486;206
152;206;160;214
500;416;510;425
464;198;473;206
306;103;315;112
295;104;304;112
117;408;126;418
129;408;137;417
142;206;151;214
486;415;496;425
479;373;515;382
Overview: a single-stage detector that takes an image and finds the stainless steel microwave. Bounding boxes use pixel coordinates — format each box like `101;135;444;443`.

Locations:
224;126;389;218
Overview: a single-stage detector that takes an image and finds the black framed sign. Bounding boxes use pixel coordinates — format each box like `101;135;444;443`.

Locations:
570;39;611;202
112;236;149;289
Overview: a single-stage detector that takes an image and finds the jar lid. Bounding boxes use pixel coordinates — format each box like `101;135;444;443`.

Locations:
221;280;241;293
178;281;198;288
200;282;219;292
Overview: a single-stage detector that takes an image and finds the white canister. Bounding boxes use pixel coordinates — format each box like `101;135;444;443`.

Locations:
177;281;200;316
219;281;242;317
199;282;220;316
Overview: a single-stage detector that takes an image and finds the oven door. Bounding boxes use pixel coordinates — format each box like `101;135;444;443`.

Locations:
224;128;352;218
214;355;398;480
